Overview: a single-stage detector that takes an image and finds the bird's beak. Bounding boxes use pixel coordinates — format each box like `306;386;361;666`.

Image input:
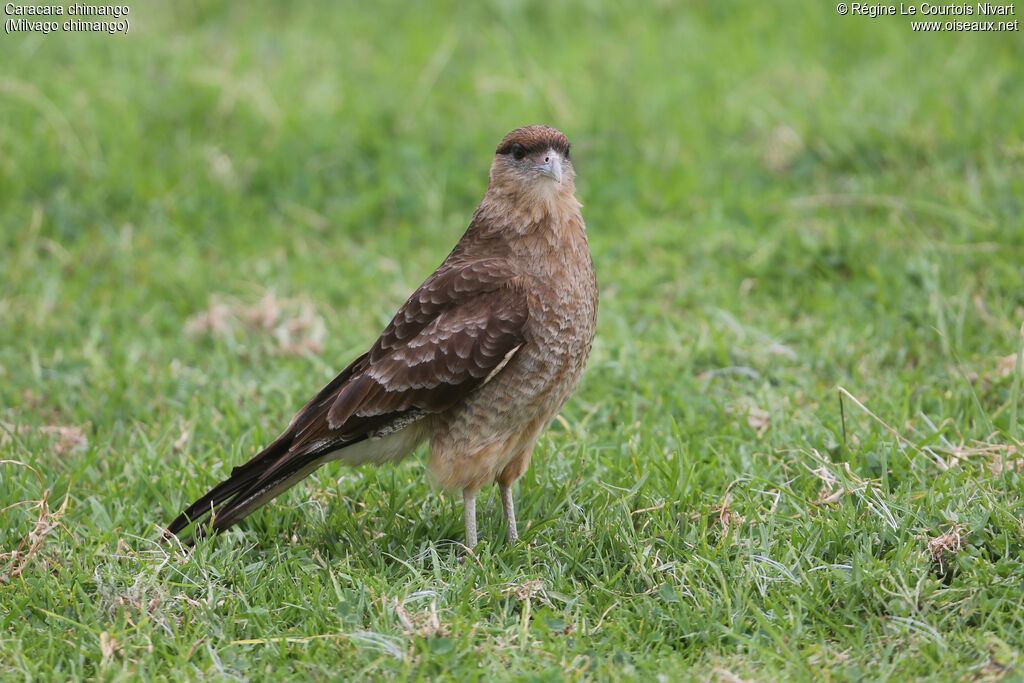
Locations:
536;153;563;184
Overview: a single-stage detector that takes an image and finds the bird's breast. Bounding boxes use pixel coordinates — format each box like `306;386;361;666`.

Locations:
517;222;598;405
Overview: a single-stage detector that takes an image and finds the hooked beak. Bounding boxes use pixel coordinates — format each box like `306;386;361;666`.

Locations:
536;152;563;184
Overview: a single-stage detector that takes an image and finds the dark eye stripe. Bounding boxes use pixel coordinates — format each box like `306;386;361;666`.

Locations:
497;139;570;158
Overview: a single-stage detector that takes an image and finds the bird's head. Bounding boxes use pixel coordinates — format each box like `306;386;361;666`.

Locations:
489;125;575;201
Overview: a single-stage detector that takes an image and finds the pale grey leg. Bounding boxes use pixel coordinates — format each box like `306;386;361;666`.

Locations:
500;484;518;543
463;490;478;548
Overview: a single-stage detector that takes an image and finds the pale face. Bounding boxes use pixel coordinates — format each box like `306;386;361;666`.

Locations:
492;141;575;201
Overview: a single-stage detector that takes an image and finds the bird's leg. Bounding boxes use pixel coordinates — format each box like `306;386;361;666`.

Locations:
500;483;518;543
463;489;478;548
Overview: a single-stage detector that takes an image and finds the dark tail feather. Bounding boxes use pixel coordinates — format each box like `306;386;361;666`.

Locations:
163;351;381;545
164;432;304;544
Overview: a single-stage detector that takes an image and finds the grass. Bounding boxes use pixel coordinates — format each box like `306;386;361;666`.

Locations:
2;0;1023;679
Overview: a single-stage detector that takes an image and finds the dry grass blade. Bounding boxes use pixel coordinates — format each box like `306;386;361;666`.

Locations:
838;387;948;470
393;597;446;638
910;415;1022;475
710;489;745;534
0;481;71;583
928;523;965;573
809;462;852;506
503;579;545;602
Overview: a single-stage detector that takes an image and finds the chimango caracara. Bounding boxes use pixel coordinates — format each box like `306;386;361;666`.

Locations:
166;126;598;548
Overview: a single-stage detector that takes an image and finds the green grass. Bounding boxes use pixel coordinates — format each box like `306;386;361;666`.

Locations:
2;1;1024;679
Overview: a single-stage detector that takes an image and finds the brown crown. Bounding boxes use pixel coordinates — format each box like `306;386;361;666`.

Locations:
495;125;570;158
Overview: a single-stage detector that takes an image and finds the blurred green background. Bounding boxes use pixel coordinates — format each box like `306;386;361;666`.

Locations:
2;1;1023;679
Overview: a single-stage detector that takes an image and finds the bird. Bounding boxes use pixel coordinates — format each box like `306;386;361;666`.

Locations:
165;125;598;548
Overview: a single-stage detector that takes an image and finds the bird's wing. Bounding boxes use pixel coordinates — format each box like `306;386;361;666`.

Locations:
293;275;526;442
290;257;526;443
166;258;528;538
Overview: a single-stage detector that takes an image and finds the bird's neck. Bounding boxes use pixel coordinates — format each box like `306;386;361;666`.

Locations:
453;189;591;292
473;186;584;241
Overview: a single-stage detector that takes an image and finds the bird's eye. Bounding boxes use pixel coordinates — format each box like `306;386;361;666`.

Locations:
565;144;571;160
510;143;527;161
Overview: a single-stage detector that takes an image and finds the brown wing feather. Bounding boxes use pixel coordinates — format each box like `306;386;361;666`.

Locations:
369;258;518;362
329;285;527;430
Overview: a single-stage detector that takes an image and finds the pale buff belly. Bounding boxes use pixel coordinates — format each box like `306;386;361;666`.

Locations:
426;334;590;494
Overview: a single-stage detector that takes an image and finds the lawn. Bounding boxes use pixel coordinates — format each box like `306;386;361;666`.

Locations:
2;1;1023;679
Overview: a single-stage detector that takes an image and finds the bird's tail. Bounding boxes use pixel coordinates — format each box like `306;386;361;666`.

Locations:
163;349;411;545
163;432;329;545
